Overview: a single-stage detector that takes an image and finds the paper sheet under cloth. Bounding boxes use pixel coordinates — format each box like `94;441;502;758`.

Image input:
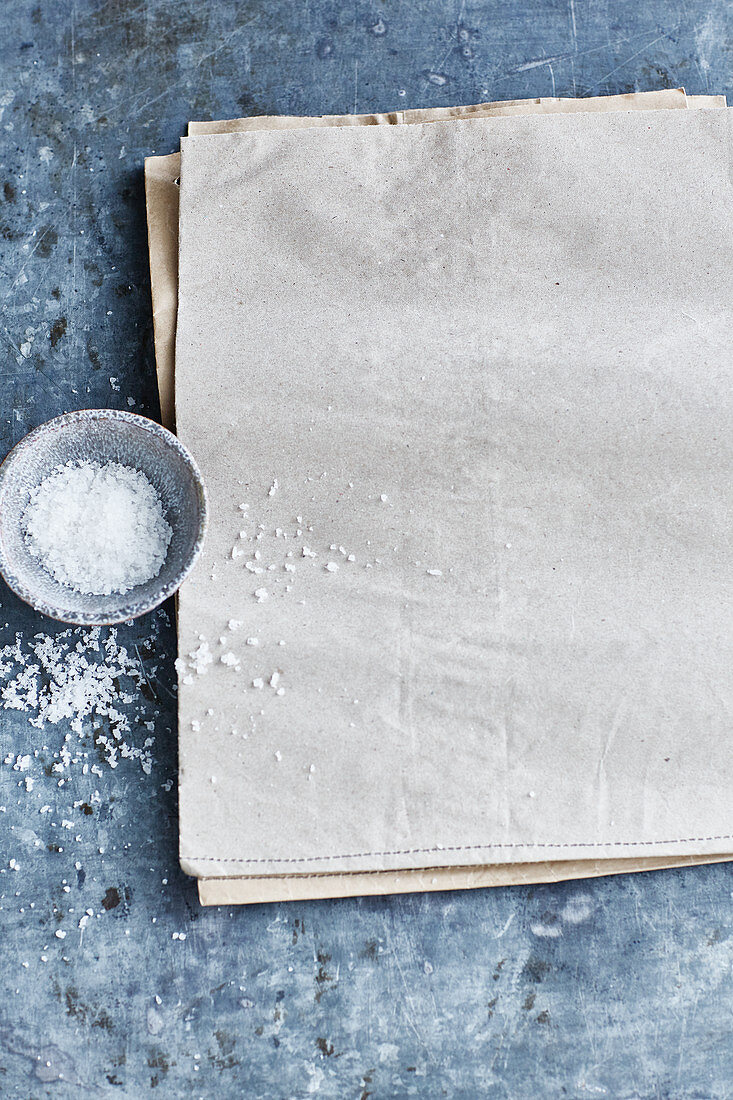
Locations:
172;106;733;891
145;93;731;902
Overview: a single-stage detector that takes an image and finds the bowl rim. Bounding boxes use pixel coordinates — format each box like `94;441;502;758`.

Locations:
0;408;208;625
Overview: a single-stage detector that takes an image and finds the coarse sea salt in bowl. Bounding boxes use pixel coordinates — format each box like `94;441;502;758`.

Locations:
0;409;207;625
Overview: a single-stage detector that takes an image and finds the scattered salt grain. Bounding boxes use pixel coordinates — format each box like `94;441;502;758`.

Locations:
426;569;443;577
302;547;316;558
23;460;172;595
220;652;238;667
325;562;339;572
254;588;268;602
268;479;278;496
246;638;259;647
228;620;242;631
0;627;154;774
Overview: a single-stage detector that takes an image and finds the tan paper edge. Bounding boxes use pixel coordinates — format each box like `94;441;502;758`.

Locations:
198;854;733;906
144;152;179;432
187;88;690;133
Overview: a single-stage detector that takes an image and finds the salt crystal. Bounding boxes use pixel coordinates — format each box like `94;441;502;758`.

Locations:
302;547;316;558
246;638;259;647
325;562;339;573
268;479;278;496
220;652;238;667
254;588;268;602
0;627;153;774
426;569;443;577
228;620;242;631
22;461;172;595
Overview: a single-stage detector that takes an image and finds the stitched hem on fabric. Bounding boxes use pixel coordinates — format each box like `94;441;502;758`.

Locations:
183;835;733;865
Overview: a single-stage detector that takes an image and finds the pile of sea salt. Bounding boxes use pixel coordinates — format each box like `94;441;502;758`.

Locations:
22;460;172;596
0;627;154;774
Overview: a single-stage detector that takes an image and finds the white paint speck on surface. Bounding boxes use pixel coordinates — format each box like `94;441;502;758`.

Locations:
530;920;562;938
561;895;594;924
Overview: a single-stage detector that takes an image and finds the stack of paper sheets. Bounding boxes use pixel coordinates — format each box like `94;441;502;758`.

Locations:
145;90;732;906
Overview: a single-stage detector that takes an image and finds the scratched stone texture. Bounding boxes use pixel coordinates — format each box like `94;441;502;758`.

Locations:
0;1;731;1097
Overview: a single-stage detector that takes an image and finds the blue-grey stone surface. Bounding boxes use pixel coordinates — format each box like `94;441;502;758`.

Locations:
0;2;731;1096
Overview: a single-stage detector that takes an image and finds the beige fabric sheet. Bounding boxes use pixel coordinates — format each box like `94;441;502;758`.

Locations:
143;92;732;905
174;108;733;893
